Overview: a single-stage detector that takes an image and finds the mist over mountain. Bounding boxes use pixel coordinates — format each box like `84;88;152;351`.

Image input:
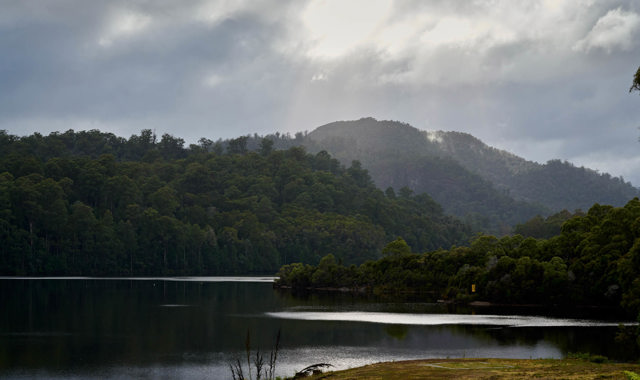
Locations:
295;118;639;232
418;128;639;212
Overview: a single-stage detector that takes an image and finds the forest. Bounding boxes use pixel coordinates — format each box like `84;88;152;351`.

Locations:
0;129;470;276
276;198;640;316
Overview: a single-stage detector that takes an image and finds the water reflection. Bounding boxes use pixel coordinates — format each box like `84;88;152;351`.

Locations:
266;311;630;327
0;278;637;379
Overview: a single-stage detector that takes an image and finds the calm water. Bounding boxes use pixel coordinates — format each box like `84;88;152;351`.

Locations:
0;278;636;379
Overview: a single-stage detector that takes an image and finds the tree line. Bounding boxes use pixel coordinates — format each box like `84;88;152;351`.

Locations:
276;198;640;316
0;129;471;276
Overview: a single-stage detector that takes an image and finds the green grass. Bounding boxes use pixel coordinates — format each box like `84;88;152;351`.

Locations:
624;370;640;380
306;358;640;380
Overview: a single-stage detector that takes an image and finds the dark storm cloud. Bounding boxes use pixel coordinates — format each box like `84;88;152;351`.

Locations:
0;0;302;138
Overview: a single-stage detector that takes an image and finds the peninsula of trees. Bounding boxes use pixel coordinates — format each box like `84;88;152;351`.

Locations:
276;198;640;316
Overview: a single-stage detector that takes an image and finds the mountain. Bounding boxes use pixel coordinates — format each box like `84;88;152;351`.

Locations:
299;118;639;232
417;129;639;212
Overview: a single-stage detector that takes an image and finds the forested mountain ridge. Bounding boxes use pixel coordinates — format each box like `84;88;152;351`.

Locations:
423;130;537;187
0;129;471;276
299;119;546;233
299;118;639;229
420;129;639;212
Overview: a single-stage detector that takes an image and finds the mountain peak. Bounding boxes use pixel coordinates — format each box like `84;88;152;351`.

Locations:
302;118;639;231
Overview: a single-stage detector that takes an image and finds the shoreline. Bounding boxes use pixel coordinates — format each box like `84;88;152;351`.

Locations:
273;284;631;315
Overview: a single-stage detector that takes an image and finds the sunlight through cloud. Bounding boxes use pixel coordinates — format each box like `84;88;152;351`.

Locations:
99;10;151;47
302;0;391;59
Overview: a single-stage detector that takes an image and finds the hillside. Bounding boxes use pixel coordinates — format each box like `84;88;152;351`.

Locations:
423;129;639;211
0;129;471;276
301;118;639;230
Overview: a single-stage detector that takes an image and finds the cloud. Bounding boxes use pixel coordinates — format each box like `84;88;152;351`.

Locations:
574;8;640;53
289;1;603;88
203;74;225;87
196;0;254;25
311;73;328;82
98;9;152;47
301;0;392;59
0;0;639;186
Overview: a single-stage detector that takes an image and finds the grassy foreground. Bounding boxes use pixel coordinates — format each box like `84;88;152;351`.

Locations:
306;358;640;380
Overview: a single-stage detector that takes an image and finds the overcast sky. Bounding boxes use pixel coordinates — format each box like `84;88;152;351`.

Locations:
1;1;640;184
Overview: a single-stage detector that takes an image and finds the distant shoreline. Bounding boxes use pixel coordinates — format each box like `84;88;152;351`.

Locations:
273;284;627;311
0;276;277;282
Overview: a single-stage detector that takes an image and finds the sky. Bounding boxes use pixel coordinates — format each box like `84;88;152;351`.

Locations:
1;0;640;184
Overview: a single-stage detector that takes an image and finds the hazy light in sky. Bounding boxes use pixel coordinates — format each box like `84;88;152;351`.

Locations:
99;9;151;47
302;0;391;59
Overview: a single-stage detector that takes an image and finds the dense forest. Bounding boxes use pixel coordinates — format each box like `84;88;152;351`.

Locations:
288;118;639;232
276;198;640;316
513;209;583;239
0;129;471;276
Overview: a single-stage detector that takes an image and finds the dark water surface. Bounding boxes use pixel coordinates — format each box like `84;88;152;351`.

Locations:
0;278;635;379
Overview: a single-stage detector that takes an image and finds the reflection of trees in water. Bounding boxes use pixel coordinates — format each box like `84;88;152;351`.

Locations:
2;280;637;371
275;288;448;313
277;289;639;360
0;280;289;367
449;325;639;361
385;325;409;340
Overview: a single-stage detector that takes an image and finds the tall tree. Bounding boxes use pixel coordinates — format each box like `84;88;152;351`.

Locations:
631;66;640;93
227;136;248;155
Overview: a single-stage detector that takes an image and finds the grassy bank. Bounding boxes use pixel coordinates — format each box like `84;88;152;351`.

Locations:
306;358;640;379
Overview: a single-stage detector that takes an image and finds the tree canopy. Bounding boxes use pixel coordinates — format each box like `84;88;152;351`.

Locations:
0;129;471;276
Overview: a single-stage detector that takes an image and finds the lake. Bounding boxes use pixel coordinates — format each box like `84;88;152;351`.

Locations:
0;277;636;379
